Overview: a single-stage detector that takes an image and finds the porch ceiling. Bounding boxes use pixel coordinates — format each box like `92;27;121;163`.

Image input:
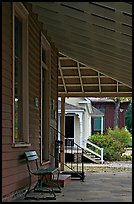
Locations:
30;2;132;97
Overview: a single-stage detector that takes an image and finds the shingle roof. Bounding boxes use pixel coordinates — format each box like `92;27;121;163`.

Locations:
91;106;104;116
58;100;103;117
58;100;85;111
88;97;114;103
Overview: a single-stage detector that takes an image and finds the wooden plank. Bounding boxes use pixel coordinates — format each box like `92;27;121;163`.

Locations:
2;95;12;105
2;120;12;128
2;137;12;145
2;87;12;97
96;2;132;14
2;112;12;120
47;28;132;62
2;128;12;136
40;15;132;45
2;104;12;113
2;172;29;187
2;179;28;197
55;39;131;71
78;2;131;25
2;78;12;89
36;5;132;36
60;49;132;88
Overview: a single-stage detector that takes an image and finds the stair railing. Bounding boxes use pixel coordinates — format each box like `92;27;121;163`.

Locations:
50;125;85;181
84;139;104;164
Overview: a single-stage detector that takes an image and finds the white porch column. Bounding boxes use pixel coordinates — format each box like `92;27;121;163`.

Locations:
101;116;104;134
89;115;92;137
77;112;83;147
60;96;65;171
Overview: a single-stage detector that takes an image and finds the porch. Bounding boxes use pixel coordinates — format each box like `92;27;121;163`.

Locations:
12;170;132;202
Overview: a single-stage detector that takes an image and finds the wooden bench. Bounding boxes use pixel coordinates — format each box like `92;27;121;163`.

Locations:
24;151;61;200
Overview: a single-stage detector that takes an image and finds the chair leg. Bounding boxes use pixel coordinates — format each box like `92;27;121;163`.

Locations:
25;174;32;198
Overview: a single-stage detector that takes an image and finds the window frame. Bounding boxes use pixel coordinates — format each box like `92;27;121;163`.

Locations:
94;117;101;131
12;2;30;147
41;33;51;164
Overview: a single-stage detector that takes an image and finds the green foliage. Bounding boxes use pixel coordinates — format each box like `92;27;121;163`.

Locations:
125;102;132;133
88;127;132;161
107;127;132;148
88;134;123;161
121;154;132;161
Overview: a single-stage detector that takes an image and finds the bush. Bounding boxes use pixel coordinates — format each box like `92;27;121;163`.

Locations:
121;154;132;161
107;127;132;148
88;133;124;161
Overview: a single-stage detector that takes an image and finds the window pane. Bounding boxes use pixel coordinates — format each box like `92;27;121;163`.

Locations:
99;107;105;129
14;16;23;142
94;117;101;131
42;48;46;63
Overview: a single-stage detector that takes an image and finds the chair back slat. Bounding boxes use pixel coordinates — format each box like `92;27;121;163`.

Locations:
25;151;38;161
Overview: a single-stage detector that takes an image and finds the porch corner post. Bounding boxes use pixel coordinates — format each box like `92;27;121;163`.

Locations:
101;116;103;135
60;96;65;171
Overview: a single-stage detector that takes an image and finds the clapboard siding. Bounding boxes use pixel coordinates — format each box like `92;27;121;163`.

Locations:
2;86;12;97
51;45;58;98
91;101;129;135
2;78;12;90
2;112;12;120
2;104;12;113
2;2;58;201
2;128;12;136
2;138;12;146
2;95;12;106
2;66;12;81
2;179;28;198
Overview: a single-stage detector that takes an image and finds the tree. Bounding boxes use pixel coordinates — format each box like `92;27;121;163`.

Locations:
113;98;120;128
125;102;132;133
109;97;132;129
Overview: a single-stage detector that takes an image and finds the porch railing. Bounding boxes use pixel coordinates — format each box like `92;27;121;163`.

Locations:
84;139;104;164
50;125;85;181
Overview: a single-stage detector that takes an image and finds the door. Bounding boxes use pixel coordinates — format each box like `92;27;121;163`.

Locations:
65;116;74;147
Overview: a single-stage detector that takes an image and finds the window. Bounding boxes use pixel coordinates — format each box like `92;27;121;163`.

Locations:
94;117;101;131
99;107;105;129
13;3;30;146
41;33;51;163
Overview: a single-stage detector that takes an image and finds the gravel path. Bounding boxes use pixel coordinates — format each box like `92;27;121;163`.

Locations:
84;161;132;168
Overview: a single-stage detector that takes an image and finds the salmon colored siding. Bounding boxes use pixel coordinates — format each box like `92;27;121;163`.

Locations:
104;104;115;130
91;102;129;135
2;2;58;201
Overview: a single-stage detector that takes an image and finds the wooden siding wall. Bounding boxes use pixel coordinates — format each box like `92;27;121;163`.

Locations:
2;2;58;201
92;102;129;135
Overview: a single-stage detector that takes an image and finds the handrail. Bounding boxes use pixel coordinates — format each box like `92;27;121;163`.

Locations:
50;125;85;181
84;139;104;164
84;139;102;150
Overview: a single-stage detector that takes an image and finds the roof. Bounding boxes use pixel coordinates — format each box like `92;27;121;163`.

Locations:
58;100;103;117
30;2;132;97
58;100;85;111
91;106;104;117
88;97;114;103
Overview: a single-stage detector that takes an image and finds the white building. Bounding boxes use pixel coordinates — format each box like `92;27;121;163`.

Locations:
58;97;104;149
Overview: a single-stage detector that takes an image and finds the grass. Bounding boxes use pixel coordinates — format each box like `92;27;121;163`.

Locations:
64;161;132;173
82;166;132;173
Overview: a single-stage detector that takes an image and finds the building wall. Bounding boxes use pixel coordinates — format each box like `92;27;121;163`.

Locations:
2;2;58;201
91;102;129;135
75;115;80;144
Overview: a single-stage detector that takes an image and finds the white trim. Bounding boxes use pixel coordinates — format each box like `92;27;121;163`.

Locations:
40;32;51;164
101;116;104;134
13;2;29;145
74;115;76;144
77;112;83;147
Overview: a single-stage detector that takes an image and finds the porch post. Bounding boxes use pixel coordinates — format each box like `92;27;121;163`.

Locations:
77;113;83;147
60;96;65;171
101;116;103;134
